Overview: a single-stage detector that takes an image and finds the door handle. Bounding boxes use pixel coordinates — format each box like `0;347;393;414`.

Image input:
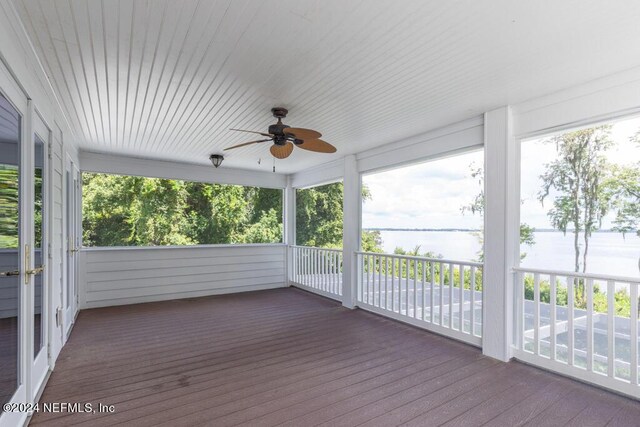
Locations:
0;270;20;277
26;265;45;276
24;245;45;284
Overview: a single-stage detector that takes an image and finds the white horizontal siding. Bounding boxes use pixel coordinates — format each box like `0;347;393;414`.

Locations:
80;244;287;308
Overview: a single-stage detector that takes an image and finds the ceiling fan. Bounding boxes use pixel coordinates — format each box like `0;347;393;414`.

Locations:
224;107;337;159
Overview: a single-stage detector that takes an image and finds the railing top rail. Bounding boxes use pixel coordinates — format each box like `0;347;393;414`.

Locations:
512;266;640;284
356;251;483;267
289;245;344;253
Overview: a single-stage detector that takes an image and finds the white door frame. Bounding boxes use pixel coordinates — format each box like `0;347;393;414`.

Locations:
30;112;51;400
63;156;78;337
0;58;30;427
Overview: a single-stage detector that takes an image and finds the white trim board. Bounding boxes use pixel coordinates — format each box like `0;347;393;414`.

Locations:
79;151;288;189
356;116;484;174
289;157;345;189
513;65;640;139
289;116;484;187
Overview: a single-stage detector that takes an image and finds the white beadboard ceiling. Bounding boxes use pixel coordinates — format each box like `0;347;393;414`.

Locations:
11;0;640;174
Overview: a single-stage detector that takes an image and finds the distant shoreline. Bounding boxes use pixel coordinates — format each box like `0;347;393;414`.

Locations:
364;228;623;233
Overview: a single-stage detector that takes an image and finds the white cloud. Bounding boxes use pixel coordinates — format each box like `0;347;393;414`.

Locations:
363;150;484;229
362;115;640;231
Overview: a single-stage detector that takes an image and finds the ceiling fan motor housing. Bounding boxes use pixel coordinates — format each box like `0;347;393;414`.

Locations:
268;122;290;138
269;107;291;144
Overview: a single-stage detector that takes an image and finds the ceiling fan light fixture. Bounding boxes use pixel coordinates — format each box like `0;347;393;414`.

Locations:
209;154;224;168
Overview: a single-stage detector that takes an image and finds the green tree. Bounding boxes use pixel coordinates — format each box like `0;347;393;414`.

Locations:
608;165;640;237
295;182;344;248
461;163;535;261
538;126;614;274
238;208;283;243
128;177;194;246
296;181;382;251
82;173;136;246
0;166;19;248
82;173;283;247
361;229;383;253
607;131;640;237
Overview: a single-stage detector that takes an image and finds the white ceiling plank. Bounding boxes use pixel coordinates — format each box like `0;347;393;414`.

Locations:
16;0;87;138
11;0;640;174
139;0;231;151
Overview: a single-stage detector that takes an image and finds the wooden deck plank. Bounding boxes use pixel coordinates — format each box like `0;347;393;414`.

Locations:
565;387;631;427
440;366;554;427
349;361;509;426
254;352;476;427
30;287;640;426
523;386;597;427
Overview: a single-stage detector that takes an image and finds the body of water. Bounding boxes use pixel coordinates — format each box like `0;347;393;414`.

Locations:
375;230;640;278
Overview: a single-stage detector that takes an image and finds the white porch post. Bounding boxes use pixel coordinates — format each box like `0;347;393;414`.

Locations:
342;154;361;309
283;177;295;286
483;106;520;361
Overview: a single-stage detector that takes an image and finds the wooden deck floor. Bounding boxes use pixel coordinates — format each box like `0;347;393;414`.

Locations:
32;287;639;426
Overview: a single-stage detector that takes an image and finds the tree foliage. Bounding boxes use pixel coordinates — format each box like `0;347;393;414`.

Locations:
538;126;614;274
82;173;282;246
607;131;640;237
296;182;344;248
524;276;632;318
461;162;536;261
0;166;19;248
295;182;382;252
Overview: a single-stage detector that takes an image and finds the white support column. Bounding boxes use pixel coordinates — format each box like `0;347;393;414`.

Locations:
342;154;361;309
283;176;295;286
483;106;520;361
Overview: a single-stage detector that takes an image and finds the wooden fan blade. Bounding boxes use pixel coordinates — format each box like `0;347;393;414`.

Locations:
285;127;322;140
230;128;273;137
224;139;271;150
270;142;294;159
296;139;337;153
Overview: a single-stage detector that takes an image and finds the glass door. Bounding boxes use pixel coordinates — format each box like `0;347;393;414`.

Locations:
0;68;29;424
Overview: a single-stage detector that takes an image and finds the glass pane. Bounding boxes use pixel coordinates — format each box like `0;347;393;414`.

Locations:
0;91;21;408
34;135;44;358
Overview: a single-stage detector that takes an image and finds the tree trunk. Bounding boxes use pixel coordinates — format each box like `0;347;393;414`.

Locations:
582;233;589;274
573;187;582;302
573;229;580;273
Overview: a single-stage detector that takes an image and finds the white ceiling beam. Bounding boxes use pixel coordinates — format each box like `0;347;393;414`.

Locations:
79;150;287;189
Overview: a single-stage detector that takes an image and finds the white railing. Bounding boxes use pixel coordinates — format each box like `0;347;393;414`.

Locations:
289;245;343;301
356;252;483;346
513;267;639;398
